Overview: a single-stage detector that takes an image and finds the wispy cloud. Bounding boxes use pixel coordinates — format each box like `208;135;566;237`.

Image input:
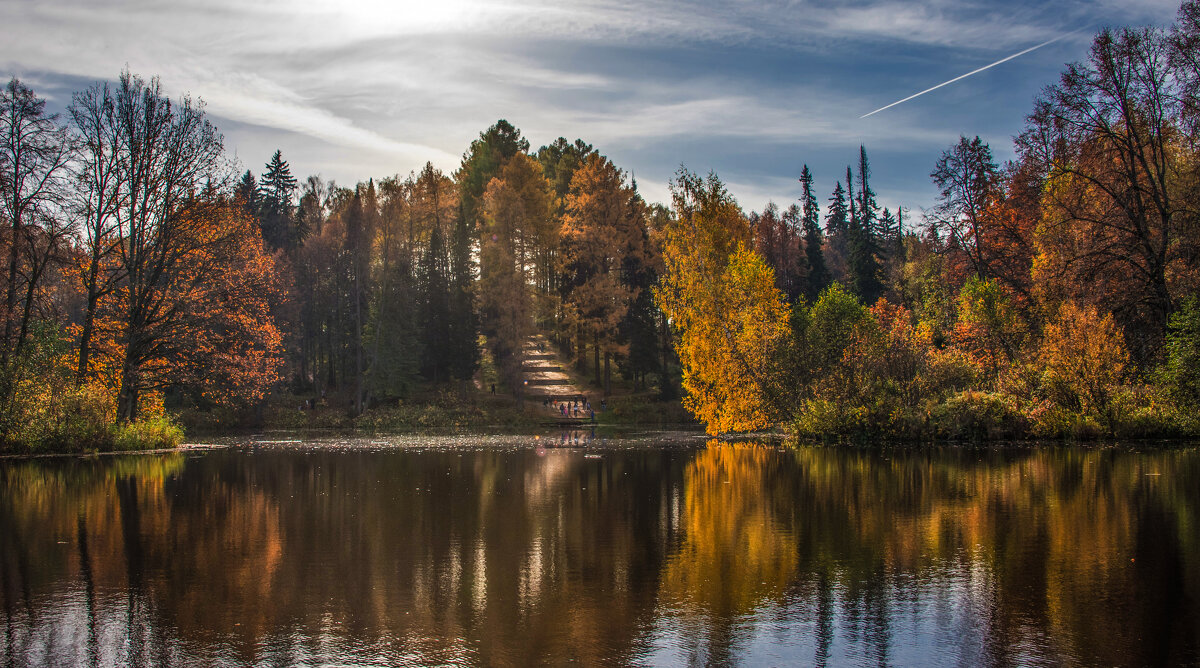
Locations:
0;0;1182;210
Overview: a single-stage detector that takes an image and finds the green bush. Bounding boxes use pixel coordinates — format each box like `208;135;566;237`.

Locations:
928;390;1026;440
111;416;185;451
1162;297;1200;420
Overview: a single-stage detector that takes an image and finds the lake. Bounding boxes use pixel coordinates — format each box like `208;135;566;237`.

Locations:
2;433;1198;666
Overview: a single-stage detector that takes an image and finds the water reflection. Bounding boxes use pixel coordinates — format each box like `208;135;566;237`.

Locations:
1;441;1198;666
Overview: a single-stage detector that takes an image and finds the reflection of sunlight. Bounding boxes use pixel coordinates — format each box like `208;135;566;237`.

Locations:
472;536;487;614
518;536;545;615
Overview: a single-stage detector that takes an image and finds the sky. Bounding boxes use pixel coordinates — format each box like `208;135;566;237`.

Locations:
0;0;1184;217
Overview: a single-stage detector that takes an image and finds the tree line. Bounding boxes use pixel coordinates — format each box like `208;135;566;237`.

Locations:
662;3;1200;438
0;73;680;449
7;2;1200;448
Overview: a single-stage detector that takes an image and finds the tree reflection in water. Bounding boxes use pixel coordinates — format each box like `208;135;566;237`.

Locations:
1;441;1198;666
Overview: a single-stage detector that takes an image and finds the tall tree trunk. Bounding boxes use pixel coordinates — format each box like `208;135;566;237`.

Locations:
2;211;19;366
76;256;103;383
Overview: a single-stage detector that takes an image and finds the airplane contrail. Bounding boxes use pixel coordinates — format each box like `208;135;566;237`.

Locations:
860;31;1080;119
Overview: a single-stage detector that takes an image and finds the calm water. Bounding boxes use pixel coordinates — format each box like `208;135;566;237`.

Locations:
2;434;1198;667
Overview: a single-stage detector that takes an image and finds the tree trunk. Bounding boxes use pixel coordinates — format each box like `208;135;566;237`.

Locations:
76;247;108;383
2;210;19;366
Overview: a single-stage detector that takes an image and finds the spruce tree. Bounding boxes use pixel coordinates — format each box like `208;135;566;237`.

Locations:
235;170;259;217
799;165;829;302
826;181;849;237
856;146;880;238
258;150;299;249
845;154;884;303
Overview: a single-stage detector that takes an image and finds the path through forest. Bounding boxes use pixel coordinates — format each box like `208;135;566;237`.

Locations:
520;335;593;422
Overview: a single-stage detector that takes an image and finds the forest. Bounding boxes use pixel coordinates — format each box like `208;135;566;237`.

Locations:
3;5;1200;450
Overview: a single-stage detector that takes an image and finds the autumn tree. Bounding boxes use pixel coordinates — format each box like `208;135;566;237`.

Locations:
751;202;805;303
1019;26;1196;364
479;153;551;398
953;276;1025;382
928;136;1002;279
1038;301;1130;433
559;153;647;394
83;71;227;421
154;198;284;406
656;169;793;433
68;81;122;382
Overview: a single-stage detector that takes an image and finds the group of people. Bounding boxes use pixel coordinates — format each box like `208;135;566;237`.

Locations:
546;397;595;420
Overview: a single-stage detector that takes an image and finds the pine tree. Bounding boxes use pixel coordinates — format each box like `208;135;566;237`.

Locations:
457;120;529;234
799;165;829;301
856;146;880;238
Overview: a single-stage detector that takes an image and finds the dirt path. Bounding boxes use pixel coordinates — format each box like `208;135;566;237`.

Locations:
521;334;594;421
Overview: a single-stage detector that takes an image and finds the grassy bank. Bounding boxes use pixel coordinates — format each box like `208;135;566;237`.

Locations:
594;391;698;427
1;415;184;454
179;388;545;434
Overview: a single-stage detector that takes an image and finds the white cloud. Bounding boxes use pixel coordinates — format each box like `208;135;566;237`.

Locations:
1;0;1181;211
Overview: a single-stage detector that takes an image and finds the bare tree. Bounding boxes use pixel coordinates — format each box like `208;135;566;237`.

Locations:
0;77;74;367
69;81;124;381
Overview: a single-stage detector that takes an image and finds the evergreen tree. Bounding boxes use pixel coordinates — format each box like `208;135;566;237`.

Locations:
846;156;884;303
825;181;849;237
418;224;453;383
457;120;529;233
846;166;858;236
234;170;259;217
448;204;480;380
259;150;300;249
799;165;829;301
366;257;422;401
536;137;595;207
855;146;880;238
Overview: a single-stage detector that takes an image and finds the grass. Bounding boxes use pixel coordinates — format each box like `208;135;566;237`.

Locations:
1;414;185;454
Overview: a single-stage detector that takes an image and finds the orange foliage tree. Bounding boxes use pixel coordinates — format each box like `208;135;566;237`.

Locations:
559;153;648;394
89;198;283;416
1038;301;1130;433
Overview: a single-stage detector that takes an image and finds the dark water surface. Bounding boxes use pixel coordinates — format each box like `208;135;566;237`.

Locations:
2;434;1198;666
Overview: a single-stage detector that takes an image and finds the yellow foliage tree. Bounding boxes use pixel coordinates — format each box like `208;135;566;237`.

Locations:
656;170;792;433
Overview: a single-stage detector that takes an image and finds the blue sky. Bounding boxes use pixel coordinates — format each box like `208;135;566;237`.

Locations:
0;0;1182;217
